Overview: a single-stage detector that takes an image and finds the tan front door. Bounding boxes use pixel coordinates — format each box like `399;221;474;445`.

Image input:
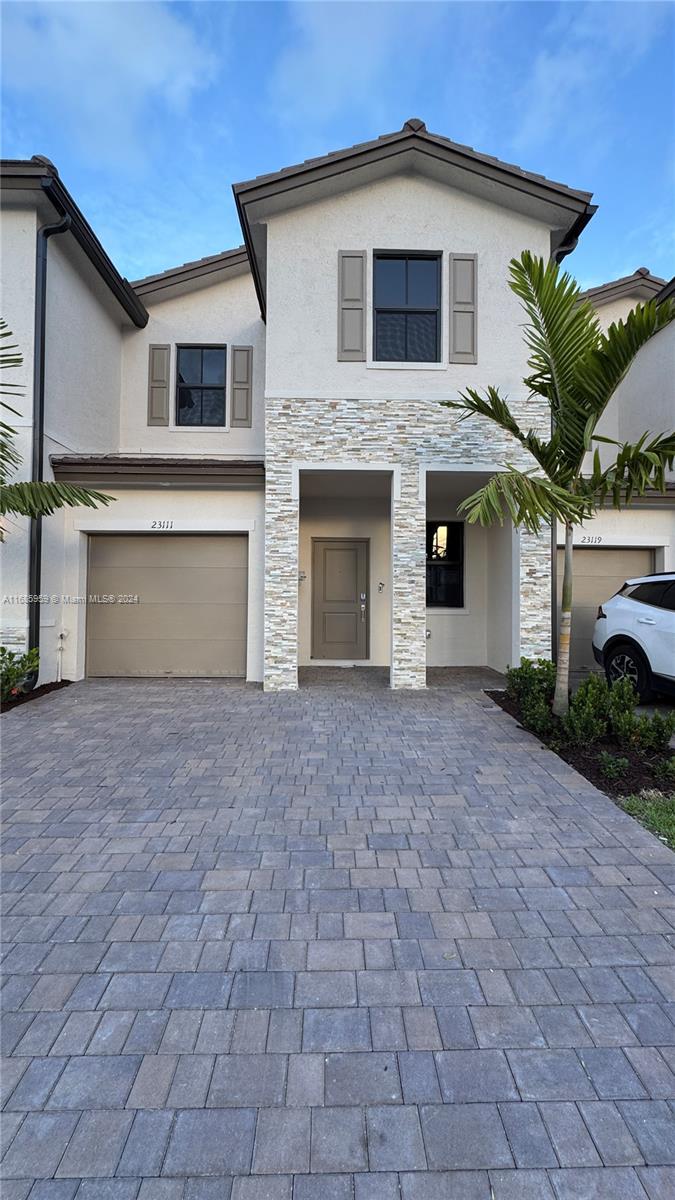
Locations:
312;539;368;660
557;546;654;672
87;534;248;677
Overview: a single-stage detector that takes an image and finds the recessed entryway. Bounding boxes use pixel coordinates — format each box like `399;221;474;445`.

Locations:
86;533;248;677
311;538;369;660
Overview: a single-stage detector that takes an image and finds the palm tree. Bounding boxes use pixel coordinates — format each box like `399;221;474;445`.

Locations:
444;253;674;717
0;318;112;538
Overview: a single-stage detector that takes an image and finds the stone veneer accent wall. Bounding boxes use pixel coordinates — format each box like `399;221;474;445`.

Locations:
264;394;551;691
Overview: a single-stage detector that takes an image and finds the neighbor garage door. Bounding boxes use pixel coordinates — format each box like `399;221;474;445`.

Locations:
556;547;653;672
87;535;247;677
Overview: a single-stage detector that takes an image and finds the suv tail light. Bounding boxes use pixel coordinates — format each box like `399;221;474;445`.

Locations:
597;605;606;619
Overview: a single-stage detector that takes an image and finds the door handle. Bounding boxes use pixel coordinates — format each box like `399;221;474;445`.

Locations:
637;617;656;624
360;602;366;622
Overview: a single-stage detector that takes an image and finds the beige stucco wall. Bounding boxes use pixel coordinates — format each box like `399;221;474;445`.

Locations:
120;273;265;457
262;175;554;689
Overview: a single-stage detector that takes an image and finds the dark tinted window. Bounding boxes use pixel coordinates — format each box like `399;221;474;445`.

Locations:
657;582;675;611
176;346;226;426
627;581;668;608
426;521;464;607
374;254;440;362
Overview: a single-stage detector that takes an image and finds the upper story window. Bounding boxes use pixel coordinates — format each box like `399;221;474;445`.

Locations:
176;345;226;426
373;253;441;362
426;520;464;607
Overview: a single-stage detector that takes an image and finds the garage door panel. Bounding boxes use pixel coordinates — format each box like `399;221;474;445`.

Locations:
556;547;653;672
88;603;247;642
89;639;246;678
89;535;247;570
89;566;247;606
87;535;248;677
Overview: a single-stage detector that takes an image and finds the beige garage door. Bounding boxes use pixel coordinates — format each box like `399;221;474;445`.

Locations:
87;535;247;677
556;547;653;672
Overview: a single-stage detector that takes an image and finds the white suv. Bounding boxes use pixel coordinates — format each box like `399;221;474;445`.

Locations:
592;572;675;701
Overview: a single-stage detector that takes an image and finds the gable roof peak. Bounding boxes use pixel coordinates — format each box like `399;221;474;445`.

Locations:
402;117;427;132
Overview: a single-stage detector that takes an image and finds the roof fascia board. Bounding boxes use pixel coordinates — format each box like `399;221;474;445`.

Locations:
1;162;148;328
51;455;265;488
582;274;666;308
133;247;250;300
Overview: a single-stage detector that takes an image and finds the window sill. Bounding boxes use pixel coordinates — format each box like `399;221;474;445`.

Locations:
426;607;469;615
366;361;446;371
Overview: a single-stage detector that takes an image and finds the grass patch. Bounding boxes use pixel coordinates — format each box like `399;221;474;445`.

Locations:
618;791;675;851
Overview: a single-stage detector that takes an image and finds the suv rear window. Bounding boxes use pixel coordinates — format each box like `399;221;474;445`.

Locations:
626;581;669;607
660;582;675;611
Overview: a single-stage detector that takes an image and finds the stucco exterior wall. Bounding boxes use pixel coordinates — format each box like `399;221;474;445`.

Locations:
44;237;123;456
120;273;265;457
1;208;37;652
557;505;675;571
37;486;265;684
262;175;553;689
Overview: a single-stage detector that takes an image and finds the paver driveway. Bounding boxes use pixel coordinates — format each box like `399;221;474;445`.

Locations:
2;667;675;1200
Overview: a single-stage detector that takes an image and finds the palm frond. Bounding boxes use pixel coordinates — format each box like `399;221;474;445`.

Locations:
582;431;675;508
443;385;557;474
509;252;600;407
0;317;24;398
457;467;590;534
570;299;675;423
0;481;114;521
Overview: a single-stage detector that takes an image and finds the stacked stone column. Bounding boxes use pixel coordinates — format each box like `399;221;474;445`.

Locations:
390;463;427;689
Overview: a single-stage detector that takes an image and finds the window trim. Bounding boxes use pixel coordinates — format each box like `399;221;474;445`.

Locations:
174;343;227;430
372;251;442;364
425;519;465;610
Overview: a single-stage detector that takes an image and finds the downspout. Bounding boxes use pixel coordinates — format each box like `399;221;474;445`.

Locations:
25;210;71;689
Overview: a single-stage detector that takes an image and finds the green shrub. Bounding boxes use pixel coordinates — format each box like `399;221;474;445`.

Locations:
506;658;556;739
521;690;556;738
565;675;610;745
0;646;39;704
632;711;675;754
654;756;675;787
609;678;638;745
598;750;629;781
506;658;556;705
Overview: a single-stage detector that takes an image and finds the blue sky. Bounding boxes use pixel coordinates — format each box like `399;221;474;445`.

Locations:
2;0;673;288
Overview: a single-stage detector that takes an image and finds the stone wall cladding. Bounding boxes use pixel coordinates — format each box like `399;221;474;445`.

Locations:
264;392;552;690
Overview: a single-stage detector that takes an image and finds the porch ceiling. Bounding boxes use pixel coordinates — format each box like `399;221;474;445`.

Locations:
300;470;392;500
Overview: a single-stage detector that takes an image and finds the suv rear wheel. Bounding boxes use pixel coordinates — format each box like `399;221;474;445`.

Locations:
605;641;653;702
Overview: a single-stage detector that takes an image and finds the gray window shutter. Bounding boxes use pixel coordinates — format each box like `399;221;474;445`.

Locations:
147;344;170;425
230;346;253;428
449;254;477;364
337;251;366;361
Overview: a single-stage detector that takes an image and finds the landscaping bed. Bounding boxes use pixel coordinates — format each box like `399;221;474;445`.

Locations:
1;679;71;713
487;687;672;797
486;659;675;850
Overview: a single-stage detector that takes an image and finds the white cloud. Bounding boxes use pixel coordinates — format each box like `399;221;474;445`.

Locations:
269;1;447;135
510;1;671;156
1;1;218;168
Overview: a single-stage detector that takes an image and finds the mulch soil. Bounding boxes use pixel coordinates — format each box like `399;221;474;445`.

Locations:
486;688;673;798
1;680;72;714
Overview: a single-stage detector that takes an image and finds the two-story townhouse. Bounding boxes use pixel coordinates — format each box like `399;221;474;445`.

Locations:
555;269;675;673
3;119;668;693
